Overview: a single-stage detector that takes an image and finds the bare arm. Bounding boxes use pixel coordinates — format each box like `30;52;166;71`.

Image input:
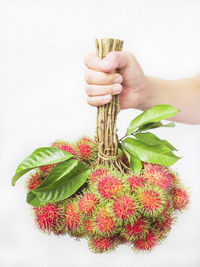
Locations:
84;51;200;125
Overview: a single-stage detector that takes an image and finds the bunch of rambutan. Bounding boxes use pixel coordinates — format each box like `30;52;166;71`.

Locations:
12;38;190;254
24;136;189;253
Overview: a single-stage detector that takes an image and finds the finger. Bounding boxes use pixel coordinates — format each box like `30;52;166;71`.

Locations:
84;53;102;71
85;68;123;85
85;83;122;96
87;95;112;106
99;51;136;72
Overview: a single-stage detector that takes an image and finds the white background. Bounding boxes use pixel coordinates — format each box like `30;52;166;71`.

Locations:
0;0;200;266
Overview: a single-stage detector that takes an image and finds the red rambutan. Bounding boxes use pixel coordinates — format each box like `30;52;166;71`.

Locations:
89;167;108;185
26;172;43;191
33;203;64;233
83;219;95;236
78;192;98;215
97;175;123;199
65;201;81;232
39;164;56;176
52;140;77;157
143;163;173;191
171;187;189;211
127;175;146;192
122;217;150;241
113;195;136;221
135;185;167;217
88;236;115;253
133;230;157;252
152;214;173;240
93;207;116;236
75;136;97;163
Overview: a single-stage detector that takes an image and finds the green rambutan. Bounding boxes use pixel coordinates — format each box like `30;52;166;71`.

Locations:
88;236;116;253
33;203;64;234
112;195;137;221
26;172;44;191
122;216;150;241
78;192;98;216
143;163;173;191
135;185;167;217
171;187;189;211
75;135;97;163
97;175;123;199
127;175;146;193
133;230;157;252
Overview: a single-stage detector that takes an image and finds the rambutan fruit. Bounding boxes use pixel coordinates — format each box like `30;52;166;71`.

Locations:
78;192;98;216
83;219;95;236
133;230;157;252
65;200;82;235
122;216;150;241
39;164;56;177
52;140;77;157
143;163;173;191
92;207;116;237
97;175;123;199
171;187;189;211
127;175;146;193
75;135;97;163
88;166;108;185
88;236;116;253
135;185;167;217
112;195;137;221
152;214;174;240
26;172;44;191
33;203;65;234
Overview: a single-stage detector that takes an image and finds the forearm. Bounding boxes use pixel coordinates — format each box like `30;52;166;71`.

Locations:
138;74;200;124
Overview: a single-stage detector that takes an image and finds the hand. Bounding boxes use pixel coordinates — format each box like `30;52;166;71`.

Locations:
84;51;148;110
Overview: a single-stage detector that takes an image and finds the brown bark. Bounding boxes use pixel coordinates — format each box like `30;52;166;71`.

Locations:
94;38;127;173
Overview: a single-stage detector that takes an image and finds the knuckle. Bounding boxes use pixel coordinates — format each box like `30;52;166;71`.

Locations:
84;69;90;83
85;84;91;95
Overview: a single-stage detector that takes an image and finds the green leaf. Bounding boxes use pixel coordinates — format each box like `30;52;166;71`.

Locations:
122;137;180;167
126;105;179;135
12;147;73;186
27;160;91;207
134;132;177;151
138;121;175;131
119;142;142;175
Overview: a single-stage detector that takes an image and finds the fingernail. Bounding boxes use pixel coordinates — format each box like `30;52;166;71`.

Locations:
113;84;122;93
101;59;112;69
114;75;122;83
104;95;111;102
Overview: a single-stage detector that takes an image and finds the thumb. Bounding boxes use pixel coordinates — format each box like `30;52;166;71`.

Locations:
99;51;134;73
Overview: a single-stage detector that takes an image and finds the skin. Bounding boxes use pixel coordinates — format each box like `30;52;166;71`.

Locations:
84;51;200;124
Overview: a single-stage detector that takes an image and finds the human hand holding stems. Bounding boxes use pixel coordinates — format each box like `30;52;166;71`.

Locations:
84;51;200;124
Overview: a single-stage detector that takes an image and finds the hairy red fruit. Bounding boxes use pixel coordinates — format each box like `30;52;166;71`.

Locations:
89;237;115;253
78;192;98;215
75;136;96;162
39;164;56;174
113;195;136;220
127;175;146;192
33;203;63;233
143;163;173;191
133;231;157;251
136;186;166;217
65;202;81;231
83;219;94;235
123;217;149;241
153;214;173;238
52;141;77;156
94;208;116;235
172;187;189;211
89;168;108;184
27;173;43;191
97;175;123;199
